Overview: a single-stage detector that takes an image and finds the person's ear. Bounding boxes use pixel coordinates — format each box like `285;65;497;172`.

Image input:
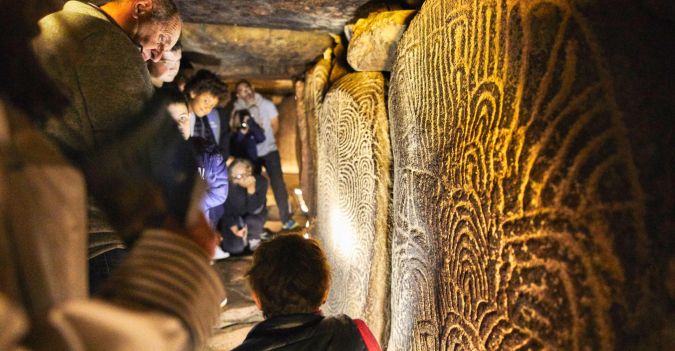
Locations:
251;291;263;311
189;91;197;99
132;0;152;19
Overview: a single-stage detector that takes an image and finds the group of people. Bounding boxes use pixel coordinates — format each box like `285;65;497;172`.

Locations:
157;66;299;258
0;0;380;350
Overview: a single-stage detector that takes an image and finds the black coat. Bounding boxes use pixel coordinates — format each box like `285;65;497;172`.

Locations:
220;175;268;230
232;313;367;351
230;117;265;161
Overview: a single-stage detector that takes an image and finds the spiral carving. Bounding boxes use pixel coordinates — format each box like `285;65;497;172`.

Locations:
316;72;391;345
301;55;332;216
388;0;649;350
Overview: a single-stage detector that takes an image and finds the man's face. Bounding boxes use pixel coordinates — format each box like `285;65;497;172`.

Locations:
167;102;190;140
149;48;182;82
236;83;255;103
134;14;181;62
189;91;219;118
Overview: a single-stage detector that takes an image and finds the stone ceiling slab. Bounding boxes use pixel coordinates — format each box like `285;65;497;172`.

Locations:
181;23;335;79
175;0;373;32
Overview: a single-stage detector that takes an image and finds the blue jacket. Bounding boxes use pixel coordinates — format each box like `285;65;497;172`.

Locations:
191;138;228;225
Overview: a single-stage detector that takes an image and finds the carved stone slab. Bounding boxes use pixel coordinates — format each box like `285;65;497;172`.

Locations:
316;72;391;345
387;0;654;349
302;53;332;216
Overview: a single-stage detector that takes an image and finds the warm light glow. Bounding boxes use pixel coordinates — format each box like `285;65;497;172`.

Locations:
329;207;356;260
293;187;309;214
303;233;310;239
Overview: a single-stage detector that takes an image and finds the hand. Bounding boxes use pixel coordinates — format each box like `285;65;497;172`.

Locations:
240;175;256;193
230;225;248;238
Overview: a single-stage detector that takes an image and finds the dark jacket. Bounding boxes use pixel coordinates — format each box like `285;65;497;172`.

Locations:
232;314;367;351
230;117;265;161
220;175;267;230
213;107;232;159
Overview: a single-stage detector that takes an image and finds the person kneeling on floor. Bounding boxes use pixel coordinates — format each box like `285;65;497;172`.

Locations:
232;234;381;351
219;158;267;254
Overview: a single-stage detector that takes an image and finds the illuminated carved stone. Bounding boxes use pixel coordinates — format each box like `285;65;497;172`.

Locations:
348;10;416;72
302;52;332;216
316;72;390;345
388;0;654;349
294;80;311;212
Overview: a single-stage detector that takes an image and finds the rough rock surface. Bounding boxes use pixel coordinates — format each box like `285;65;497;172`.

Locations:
181;23;334;79
174;0;372;32
301;51;332;217
348;10;416;71
316;72;391;345
276;95;299;174
294;80;311;214
387;0;674;349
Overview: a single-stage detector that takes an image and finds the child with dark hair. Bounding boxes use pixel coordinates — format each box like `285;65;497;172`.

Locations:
185;70;229;147
233;234;381;351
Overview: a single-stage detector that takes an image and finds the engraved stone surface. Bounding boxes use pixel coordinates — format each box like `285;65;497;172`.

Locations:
301;51;333;216
387;0;671;349
294;80;312;214
348;10;416;72
316;72;391;345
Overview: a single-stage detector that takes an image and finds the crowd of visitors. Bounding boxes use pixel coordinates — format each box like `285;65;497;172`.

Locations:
0;0;380;350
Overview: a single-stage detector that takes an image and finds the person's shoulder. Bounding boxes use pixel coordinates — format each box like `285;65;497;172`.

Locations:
40;1;112;39
260;97;275;109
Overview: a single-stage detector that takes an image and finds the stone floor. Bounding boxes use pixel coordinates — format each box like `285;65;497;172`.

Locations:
204;173;309;350
205;256;261;351
204;217;309;350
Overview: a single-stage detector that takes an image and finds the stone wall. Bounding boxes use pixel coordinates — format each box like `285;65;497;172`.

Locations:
276;95;298;174
301;44;351;216
316;72;391;345
387;0;673;349
300;54;330;217
309;0;673;350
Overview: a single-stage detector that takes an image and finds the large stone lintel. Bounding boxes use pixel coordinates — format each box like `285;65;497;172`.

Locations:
347;10;416;72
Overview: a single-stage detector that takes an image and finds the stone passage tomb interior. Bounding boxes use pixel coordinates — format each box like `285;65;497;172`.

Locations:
4;0;673;350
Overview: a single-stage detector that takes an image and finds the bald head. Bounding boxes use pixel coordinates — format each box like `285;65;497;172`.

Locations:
104;0;182;62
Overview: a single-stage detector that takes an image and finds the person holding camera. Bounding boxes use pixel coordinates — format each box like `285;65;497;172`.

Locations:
230;109;266;163
219;158;268;254
234;80;298;230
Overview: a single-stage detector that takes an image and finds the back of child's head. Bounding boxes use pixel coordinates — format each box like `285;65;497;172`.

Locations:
247;233;331;318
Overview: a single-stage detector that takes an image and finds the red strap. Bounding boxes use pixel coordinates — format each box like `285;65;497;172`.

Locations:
353;319;382;351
